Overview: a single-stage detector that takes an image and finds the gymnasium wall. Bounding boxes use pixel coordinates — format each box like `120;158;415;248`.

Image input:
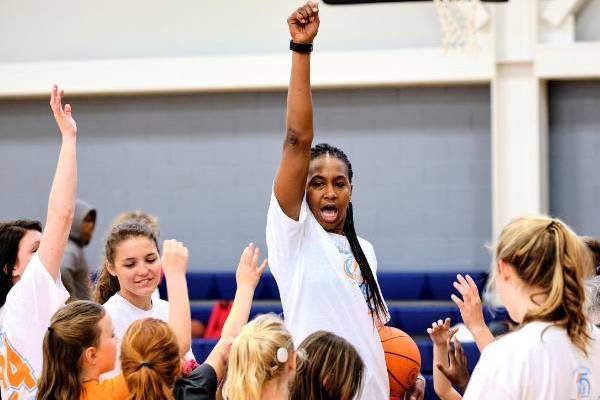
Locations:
549;80;600;238
0;0;442;63
0;86;492;271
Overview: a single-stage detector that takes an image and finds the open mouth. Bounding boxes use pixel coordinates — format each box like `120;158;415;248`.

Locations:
320;205;339;223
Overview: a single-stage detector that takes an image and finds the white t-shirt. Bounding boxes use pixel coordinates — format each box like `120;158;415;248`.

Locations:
464;321;600;400
0;253;69;399
101;293;195;380
266;192;390;400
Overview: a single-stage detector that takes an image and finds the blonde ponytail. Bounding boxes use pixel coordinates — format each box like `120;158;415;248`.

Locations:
492;216;592;354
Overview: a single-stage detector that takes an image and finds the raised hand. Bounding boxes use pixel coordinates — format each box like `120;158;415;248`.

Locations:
451;274;485;332
437;338;470;394
161;240;189;278
49;85;77;138
287;1;320;44
427;318;459;347
236;243;268;291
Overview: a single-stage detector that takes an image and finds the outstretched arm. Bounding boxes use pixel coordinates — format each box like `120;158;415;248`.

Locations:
205;243;267;380
451;274;494;351
274;1;320;220
162;240;192;358
38;85;77;281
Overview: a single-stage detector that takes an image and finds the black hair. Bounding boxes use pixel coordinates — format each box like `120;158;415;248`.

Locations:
310;143;388;322
0;220;43;307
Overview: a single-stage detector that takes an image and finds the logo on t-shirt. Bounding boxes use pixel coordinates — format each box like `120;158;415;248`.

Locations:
339;248;369;299
0;332;37;398
573;366;591;399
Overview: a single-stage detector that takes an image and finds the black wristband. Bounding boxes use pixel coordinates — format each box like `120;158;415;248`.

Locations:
289;40;313;53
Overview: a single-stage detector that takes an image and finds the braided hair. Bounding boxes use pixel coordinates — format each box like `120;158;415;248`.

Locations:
310;143;388;322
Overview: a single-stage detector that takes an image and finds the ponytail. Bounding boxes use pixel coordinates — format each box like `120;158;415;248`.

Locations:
37;301;105;400
121;319;180;400
494;217;592;354
93;262;120;304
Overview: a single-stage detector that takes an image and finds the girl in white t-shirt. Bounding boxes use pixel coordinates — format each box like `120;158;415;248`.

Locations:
0;85;77;399
266;3;424;399
463;216;600;400
93;222;196;379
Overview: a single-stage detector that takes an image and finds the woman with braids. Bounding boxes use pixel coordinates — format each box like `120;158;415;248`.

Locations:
463;217;600;399
266;3;424;399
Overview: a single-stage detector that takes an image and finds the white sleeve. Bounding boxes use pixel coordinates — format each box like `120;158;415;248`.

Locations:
266;190;309;274
463;348;518;400
4;253;69;332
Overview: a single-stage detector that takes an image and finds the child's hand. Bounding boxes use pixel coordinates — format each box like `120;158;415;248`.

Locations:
451;274;486;332
161;240;189;278
437;338;470;394
236;243;268;291
427;318;458;347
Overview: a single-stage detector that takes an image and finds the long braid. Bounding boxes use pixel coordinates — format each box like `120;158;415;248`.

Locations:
311;143;388;322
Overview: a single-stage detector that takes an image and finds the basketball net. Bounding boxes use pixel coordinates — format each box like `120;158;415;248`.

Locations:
434;0;480;52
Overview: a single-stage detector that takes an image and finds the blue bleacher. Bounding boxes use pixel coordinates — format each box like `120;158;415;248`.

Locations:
160;271;489;302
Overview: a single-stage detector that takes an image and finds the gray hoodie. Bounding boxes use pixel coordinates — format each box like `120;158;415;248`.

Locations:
61;199;96;300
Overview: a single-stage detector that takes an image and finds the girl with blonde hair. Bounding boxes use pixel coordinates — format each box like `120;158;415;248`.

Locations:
222;314;296;400
463;216;600;399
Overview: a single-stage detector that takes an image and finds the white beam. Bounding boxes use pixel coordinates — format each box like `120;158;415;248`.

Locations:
0;49;494;98
492;64;549;236
536;42;600;79
543;0;591;27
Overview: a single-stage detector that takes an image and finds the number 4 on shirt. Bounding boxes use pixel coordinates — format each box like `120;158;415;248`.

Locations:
0;336;36;394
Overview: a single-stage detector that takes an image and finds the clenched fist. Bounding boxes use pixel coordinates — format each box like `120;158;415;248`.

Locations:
288;1;320;44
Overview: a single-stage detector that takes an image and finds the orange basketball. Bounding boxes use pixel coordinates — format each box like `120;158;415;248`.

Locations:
379;326;421;397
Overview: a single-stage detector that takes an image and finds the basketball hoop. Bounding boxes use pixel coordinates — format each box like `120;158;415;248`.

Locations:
434;0;480;52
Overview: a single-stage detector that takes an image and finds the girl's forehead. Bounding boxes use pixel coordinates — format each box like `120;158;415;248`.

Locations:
115;236;157;256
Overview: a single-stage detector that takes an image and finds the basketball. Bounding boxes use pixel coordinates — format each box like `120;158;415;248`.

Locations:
379;326;421;397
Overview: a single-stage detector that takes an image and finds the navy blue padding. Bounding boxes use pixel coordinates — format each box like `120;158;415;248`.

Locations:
163;270;490;301
426;272;488;301
379;272;427;301
158;273;215;300
388;305;461;336
190;304;284;328
190;304;510;337
254;273;281;300
191;339;218;363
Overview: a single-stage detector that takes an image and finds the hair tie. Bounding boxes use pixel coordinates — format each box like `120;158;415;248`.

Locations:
276;347;289;363
137;361;152;371
47;326;54;334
